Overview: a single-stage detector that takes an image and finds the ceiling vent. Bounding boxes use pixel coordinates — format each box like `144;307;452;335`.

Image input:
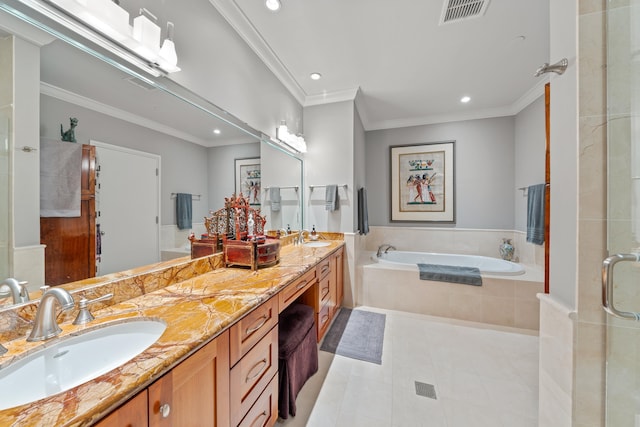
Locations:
439;0;490;25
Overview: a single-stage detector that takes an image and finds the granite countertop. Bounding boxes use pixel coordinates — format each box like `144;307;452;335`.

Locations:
0;239;344;427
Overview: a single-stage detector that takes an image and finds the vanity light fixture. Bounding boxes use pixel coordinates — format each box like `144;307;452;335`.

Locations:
30;0;181;75
276;121;307;153
265;0;281;11
158;22;178;68
310;72;322;80
460;96;471;103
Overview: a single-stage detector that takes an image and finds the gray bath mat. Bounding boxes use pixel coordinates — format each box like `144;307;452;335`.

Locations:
320;308;386;364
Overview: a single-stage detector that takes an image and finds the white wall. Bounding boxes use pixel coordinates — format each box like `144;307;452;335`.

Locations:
365;116;516;229
207;142;261;213
122;0;304;140
13;36;40;247
260;141;303;231
549;0;578;309
303;101;355;233
41;95;212;226
514;95;546;231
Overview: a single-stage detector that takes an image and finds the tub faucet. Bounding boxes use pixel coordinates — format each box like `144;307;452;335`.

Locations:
27;287;75;342
376;244;396;257
0;278;30;304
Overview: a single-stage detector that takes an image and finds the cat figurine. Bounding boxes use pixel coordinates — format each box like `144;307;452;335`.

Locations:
61;117;78;142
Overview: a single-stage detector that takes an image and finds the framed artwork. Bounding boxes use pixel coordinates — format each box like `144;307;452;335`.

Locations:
390;141;455;222
235;157;261;206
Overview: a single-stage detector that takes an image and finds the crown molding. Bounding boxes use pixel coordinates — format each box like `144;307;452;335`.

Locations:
304;87;359;107
208;0;306;105
41;82;212;146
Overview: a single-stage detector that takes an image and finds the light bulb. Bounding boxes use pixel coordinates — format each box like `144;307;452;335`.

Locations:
265;0;281;11
159;22;178;67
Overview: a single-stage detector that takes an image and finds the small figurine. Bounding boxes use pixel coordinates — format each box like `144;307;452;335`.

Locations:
61;117;78;142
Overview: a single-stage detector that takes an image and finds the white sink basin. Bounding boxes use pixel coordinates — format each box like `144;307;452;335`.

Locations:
304;241;331;247
0;318;166;410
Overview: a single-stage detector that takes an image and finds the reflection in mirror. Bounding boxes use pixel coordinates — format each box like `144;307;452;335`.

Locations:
0;3;303;306
260;140;304;233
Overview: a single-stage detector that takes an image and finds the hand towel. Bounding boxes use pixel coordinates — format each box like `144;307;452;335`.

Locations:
270;186;281;212
40;140;82;217
526;183;546;245
325;185;339;211
176;193;193;230
357;187;369;235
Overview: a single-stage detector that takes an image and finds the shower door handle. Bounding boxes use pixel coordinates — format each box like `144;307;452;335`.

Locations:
602;253;640;320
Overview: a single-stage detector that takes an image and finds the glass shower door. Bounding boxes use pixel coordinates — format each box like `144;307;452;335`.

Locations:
604;2;640;425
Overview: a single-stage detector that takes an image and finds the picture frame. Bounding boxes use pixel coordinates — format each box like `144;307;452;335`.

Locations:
235;157;261;206
390;141;455;222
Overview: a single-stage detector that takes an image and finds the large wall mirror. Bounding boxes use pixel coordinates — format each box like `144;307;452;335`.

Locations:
0;0;303;306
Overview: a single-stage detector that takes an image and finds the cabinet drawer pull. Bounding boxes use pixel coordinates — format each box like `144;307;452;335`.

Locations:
296;280;308;290
159;403;171;418
320;287;329;299
320;265;330;275
245;315;268;335
321;314;329;325
246;358;268;382
249;411;268;427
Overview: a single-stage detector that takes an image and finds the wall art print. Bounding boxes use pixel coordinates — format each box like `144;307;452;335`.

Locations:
235;157;261;206
390;141;455;222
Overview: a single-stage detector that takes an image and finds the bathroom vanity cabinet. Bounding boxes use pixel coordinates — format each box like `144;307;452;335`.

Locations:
5;241;345;427
95;331;230;427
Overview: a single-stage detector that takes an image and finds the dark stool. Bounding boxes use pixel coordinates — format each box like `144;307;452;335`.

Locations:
278;303;318;419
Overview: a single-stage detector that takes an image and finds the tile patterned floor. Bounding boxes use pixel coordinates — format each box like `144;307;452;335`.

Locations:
278;307;539;427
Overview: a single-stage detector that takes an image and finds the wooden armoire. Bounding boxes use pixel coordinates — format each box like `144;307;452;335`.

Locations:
40;144;96;286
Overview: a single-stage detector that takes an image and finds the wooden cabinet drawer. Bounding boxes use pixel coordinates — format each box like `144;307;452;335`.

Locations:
319;274;331;306
278;268;316;312
317;301;332;341
230;297;278;365
316;257;332;280
230;326;278;426
237;374;278;427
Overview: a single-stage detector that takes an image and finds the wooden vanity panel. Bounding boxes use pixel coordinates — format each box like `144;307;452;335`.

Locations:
317;301;332;341
94;390;148;427
278;268;316;312
230;296;278;365
334;248;344;307
230;326;278;426
316;257;332;281
148;331;230;427
237;375;278;427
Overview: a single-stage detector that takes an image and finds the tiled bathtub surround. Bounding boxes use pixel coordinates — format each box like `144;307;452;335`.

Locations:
362;262;543;330
358;226;544;330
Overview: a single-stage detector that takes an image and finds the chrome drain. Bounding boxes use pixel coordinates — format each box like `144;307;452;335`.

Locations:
414;381;437;399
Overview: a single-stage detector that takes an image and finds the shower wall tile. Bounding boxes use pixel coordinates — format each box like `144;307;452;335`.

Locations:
538;294;575;427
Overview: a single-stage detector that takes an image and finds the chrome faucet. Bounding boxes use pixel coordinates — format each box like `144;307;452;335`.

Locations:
27;287;75;342
376;244;396;257
0;278;30;304
297;229;310;245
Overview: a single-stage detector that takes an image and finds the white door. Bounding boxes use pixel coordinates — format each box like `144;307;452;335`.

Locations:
93;141;160;276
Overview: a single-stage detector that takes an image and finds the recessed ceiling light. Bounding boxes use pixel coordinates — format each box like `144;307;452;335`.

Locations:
310;72;322;80
265;0;281;11
460;96;471;103
213;129;221;135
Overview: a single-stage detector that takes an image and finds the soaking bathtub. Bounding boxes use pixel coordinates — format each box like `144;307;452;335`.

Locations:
375;251;525;276
362;250;543;330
